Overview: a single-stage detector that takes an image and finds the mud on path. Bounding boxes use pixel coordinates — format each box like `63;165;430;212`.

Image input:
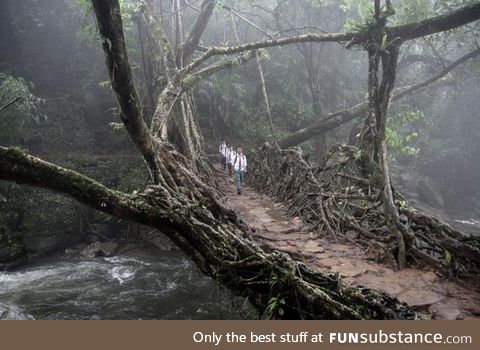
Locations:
215;164;480;320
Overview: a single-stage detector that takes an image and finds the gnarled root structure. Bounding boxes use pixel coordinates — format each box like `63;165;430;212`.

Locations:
248;142;480;278
0;145;416;319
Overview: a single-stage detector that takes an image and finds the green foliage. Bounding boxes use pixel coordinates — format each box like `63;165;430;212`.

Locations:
98;80;112;88
109;122;125;131
76;0;91;12
342;0;476;32
353;149;363;161
340;0;372;17
0;74;46;144
119;0;145;18
341;0;375;31
395;0;434;24
386;111;424;159
265;295;286;319
76;0;100;46
444;249;452;266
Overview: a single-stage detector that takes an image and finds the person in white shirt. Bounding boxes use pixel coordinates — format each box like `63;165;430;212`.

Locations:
225;144;235;175
219;139;226;170
232;146;247;195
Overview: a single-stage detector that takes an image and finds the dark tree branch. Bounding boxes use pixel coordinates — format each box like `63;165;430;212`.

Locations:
181;32;355;75
182;50;256;87
182;3;480;75
390;3;480;41
0;146;225;277
180;0;215;63
278;47;480;148
0;96;22;113
397;53;443;69
92;0;160;181
393;47;480;100
0;147;146;220
224;5;273;38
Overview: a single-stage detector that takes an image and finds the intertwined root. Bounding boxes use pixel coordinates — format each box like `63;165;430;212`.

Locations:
248;143;480;278
137;144;418;319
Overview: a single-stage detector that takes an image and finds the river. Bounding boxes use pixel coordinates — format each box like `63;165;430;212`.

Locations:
0;244;251;320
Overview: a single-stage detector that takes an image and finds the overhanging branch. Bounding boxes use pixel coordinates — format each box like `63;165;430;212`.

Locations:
181;3;480;76
180;0;215;63
278;47;480;148
182;50;256;87
0;96;22;113
0;147;144;220
181;32;355;75
390;3;480;41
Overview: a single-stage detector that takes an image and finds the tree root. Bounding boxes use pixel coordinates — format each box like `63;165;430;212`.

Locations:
0;145;418;319
248;142;480;278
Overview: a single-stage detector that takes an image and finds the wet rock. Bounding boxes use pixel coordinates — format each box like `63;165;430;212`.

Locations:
0;230;26;266
79;242;101;259
151;237;177;251
429;304;461;320
64;248;77;256
99;242;118;257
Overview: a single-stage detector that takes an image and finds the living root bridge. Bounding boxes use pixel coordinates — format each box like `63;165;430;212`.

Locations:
248;143;480;277
0;146;416;319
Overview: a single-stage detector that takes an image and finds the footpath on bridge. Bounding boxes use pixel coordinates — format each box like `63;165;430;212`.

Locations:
215;164;480;320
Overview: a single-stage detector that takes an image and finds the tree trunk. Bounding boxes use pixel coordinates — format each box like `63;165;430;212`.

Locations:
167;92;214;182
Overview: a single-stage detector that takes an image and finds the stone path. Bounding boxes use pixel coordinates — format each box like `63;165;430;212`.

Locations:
216;164;480;320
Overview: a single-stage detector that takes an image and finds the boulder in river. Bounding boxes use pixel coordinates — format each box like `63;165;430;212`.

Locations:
99;242;118;257
79;242;101;259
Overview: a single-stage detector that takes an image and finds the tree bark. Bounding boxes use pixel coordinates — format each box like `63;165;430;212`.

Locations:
92;0;161;182
255;50;276;144
179;0;216;63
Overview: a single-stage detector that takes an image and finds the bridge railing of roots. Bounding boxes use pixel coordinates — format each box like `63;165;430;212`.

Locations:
248;142;480;279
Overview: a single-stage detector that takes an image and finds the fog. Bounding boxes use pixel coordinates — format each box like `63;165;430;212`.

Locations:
2;0;478;221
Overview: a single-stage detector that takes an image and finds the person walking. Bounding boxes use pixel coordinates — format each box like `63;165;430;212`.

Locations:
219;139;226;170
233;146;247;195
225;143;235;175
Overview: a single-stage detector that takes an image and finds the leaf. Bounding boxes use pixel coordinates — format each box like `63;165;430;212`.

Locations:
381;34;388;50
108;122;125;131
444;250;452;265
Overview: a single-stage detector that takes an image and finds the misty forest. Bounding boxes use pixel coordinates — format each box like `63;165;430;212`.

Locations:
1;0;480;320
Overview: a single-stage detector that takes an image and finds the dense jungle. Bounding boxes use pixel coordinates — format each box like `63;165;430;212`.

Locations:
0;0;479;320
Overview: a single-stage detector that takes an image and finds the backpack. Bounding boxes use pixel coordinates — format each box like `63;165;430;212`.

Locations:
233;155;244;169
